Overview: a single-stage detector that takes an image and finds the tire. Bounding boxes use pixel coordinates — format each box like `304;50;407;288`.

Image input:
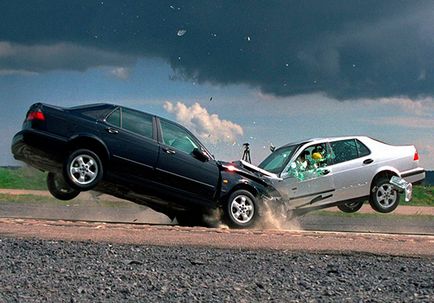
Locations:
369;177;400;213
225;190;259;228
47;172;80;201
64;149;103;191
337;200;364;213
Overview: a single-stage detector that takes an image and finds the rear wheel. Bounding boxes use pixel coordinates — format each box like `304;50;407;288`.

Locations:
370;177;400;213
337;200;364;213
64;149;103;191
47;172;80;200
225;190;259;228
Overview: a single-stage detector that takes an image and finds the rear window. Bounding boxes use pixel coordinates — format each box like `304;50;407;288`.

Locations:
356;139;371;157
72;105;112;120
122;108;153;139
330;139;371;164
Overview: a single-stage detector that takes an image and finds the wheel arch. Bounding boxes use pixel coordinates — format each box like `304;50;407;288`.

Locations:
370;167;400;198
221;183;259;206
66;134;110;165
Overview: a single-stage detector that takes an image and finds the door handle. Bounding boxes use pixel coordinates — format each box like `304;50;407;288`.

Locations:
106;127;119;134
363;159;374;165
322;169;330;175
162;147;176;155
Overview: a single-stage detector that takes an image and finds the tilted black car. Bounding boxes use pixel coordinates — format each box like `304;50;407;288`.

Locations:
11;103;281;227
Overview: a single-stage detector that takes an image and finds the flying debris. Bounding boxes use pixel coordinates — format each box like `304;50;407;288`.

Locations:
209;97;213;101
177;29;187;37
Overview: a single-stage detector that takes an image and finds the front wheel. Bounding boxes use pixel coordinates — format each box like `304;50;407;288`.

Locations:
64;149;103;191
225;190;259;228
47;172;80;200
337;200;364;213
370;177;400;213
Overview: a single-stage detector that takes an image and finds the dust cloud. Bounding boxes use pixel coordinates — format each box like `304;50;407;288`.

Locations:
257;199;302;231
201;199;301;230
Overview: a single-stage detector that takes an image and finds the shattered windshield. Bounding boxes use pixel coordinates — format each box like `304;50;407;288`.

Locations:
258;145;298;174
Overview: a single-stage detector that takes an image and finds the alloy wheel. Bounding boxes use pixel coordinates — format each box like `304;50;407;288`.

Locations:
69;154;99;185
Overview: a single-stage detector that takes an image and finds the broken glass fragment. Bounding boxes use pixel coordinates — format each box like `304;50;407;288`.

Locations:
177;29;187;36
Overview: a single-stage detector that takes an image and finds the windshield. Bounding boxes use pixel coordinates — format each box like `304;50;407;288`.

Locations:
258;145;299;174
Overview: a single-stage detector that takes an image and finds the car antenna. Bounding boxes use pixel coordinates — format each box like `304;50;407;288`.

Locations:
242;143;251;163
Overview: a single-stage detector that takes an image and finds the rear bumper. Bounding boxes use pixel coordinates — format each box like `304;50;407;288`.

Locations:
400;168;425;184
11;129;67;173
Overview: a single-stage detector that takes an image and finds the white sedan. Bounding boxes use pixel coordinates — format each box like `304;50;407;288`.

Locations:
255;136;425;214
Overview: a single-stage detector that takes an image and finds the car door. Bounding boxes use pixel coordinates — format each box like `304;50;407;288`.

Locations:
328;138;374;201
274;143;336;209
99;107;159;185
155;118;220;205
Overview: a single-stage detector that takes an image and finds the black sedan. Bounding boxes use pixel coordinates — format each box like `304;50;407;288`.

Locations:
12;103;280;227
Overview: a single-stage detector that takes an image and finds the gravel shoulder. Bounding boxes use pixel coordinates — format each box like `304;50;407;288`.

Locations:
0;237;433;302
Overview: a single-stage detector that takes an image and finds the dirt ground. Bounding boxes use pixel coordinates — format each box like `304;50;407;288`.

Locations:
1;188;433;216
0;218;433;257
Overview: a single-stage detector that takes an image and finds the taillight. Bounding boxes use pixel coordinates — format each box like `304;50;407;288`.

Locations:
27;110;45;121
414;151;419;161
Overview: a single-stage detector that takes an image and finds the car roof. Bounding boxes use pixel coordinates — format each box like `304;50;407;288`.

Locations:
280;136;369;148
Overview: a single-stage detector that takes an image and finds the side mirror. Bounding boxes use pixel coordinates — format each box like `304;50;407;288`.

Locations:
192;148;209;162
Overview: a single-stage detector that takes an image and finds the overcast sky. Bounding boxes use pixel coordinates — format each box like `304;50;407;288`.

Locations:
1;1;433;169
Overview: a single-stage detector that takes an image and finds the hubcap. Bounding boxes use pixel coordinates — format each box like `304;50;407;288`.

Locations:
376;183;397;208
69;154;98;185
230;195;254;224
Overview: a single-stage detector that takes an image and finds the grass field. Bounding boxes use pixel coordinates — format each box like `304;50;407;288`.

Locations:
0;167;433;206
0;167;46;190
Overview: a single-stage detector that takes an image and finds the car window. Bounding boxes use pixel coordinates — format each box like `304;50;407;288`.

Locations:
356;139;371;157
285;143;331;180
258;145;297;174
330;139;360;164
106;108;121;127
160;120;198;154
121;108;153;138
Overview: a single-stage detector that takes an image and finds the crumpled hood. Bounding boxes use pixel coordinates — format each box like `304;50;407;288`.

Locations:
218;160;281;183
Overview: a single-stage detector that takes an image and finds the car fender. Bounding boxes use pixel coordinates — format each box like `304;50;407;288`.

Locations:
370;165;400;189
218;170;280;205
373;165;400;177
67;133;111;161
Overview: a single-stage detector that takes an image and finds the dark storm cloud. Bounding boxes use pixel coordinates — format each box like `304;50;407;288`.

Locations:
1;0;434;99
